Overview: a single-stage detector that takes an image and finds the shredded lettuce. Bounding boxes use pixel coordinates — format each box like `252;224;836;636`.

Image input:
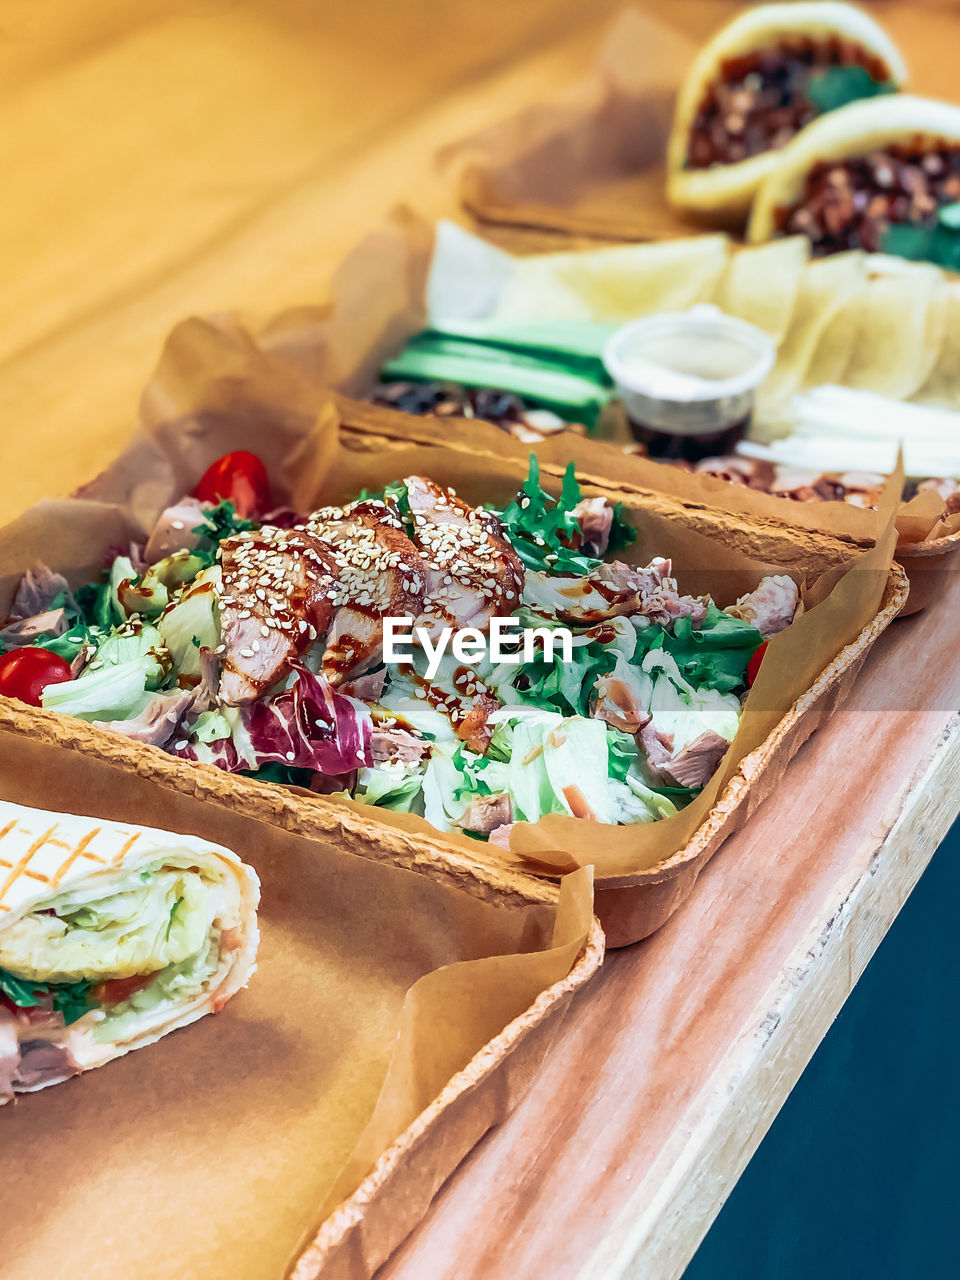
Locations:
423;707;669;832
91;935;222;1043
158;567;220;676
489;614;635;716
0;866;216;982
241;761;317;789
75;579;119;631
190;500;258;570
355;759;426;812
189;709;232;744
0;967;93;1026
40;624;168;721
641;604;763;694
641;649;741;754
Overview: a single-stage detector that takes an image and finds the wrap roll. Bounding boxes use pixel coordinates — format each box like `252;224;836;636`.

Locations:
667;2;906;220
749;95;960;259
0;801;259;1103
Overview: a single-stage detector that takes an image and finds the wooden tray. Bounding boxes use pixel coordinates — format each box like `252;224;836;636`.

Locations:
0;399;904;947
0;726;602;1280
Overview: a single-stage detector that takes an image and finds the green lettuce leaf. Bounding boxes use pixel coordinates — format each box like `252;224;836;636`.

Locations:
0;967;93;1026
355;760;425;812
496;455;636;575
644;604;763;694
40;624;167;720
190;500;258;569
805;66;895;116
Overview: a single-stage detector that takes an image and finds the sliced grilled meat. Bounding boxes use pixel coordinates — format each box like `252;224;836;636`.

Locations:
662;729;730;789
725;575;799;638
404;476;524;639
218;526;337;705
523;557;706;626
143;497;210;565
459;792;513;835
304;498;426;682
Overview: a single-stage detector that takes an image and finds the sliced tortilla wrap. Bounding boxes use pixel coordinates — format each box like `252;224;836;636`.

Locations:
711;236;810;342
749;95;960;242
0;801;259;1102
804;256;947;398
493;234;730;322
914;280;960;407
668;2;906;220
754;249;867;427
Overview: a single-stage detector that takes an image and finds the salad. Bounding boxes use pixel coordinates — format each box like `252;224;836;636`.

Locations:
0;449;799;841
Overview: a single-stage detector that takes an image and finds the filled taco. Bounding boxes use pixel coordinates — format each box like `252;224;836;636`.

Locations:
668;2;906;219
748;95;960;267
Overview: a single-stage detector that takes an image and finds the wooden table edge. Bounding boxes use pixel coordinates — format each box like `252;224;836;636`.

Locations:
576;715;960;1280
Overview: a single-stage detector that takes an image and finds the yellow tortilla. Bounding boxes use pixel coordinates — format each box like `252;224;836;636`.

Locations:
711;236;810;341
493;234;731;321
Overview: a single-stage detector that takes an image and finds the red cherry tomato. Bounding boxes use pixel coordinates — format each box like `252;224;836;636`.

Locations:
0;647;73;707
746;641;768;687
194;450;272;518
93;973;158;1007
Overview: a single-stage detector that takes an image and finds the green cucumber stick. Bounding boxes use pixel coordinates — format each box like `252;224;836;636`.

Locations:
381;347;609;418
424;318;618;365
400;332;610;384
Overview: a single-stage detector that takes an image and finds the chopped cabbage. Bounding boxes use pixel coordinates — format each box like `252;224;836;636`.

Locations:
641;649;740;751
41;624;167;721
0;862;222;982
158;566;221;676
355;759;425;812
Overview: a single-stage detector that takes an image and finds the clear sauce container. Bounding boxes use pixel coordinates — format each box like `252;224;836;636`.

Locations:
602;306;776;462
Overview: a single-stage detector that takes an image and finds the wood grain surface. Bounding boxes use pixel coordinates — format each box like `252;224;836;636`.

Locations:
3;3;960;1278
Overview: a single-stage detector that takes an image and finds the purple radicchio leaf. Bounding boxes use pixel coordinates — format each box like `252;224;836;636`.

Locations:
171;662;372;776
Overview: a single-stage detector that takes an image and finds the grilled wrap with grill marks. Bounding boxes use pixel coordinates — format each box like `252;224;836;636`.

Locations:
0;800;259;1103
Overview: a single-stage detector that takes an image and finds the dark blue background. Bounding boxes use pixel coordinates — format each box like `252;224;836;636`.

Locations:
688;818;960;1280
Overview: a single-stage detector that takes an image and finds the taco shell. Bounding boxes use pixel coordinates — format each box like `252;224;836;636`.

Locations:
749;95;960;242
668;2;907;220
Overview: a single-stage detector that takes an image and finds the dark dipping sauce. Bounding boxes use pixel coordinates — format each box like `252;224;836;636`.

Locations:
687;37;890;169
775;142;960;254
627;415;751;463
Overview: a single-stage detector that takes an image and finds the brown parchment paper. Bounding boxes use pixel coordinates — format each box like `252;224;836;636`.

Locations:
0;310;897;889
439;7;698;242
0;728;594;1280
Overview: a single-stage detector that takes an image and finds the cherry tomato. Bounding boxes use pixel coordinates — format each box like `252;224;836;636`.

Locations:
746;641;768;687
195;450;272;518
0;647;73;707
93;973;157;1006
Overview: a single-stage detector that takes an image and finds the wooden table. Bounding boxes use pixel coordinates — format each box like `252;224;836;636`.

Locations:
3;2;959;1277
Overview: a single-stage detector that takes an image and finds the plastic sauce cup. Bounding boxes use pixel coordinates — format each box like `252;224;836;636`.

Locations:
602;305;776;462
